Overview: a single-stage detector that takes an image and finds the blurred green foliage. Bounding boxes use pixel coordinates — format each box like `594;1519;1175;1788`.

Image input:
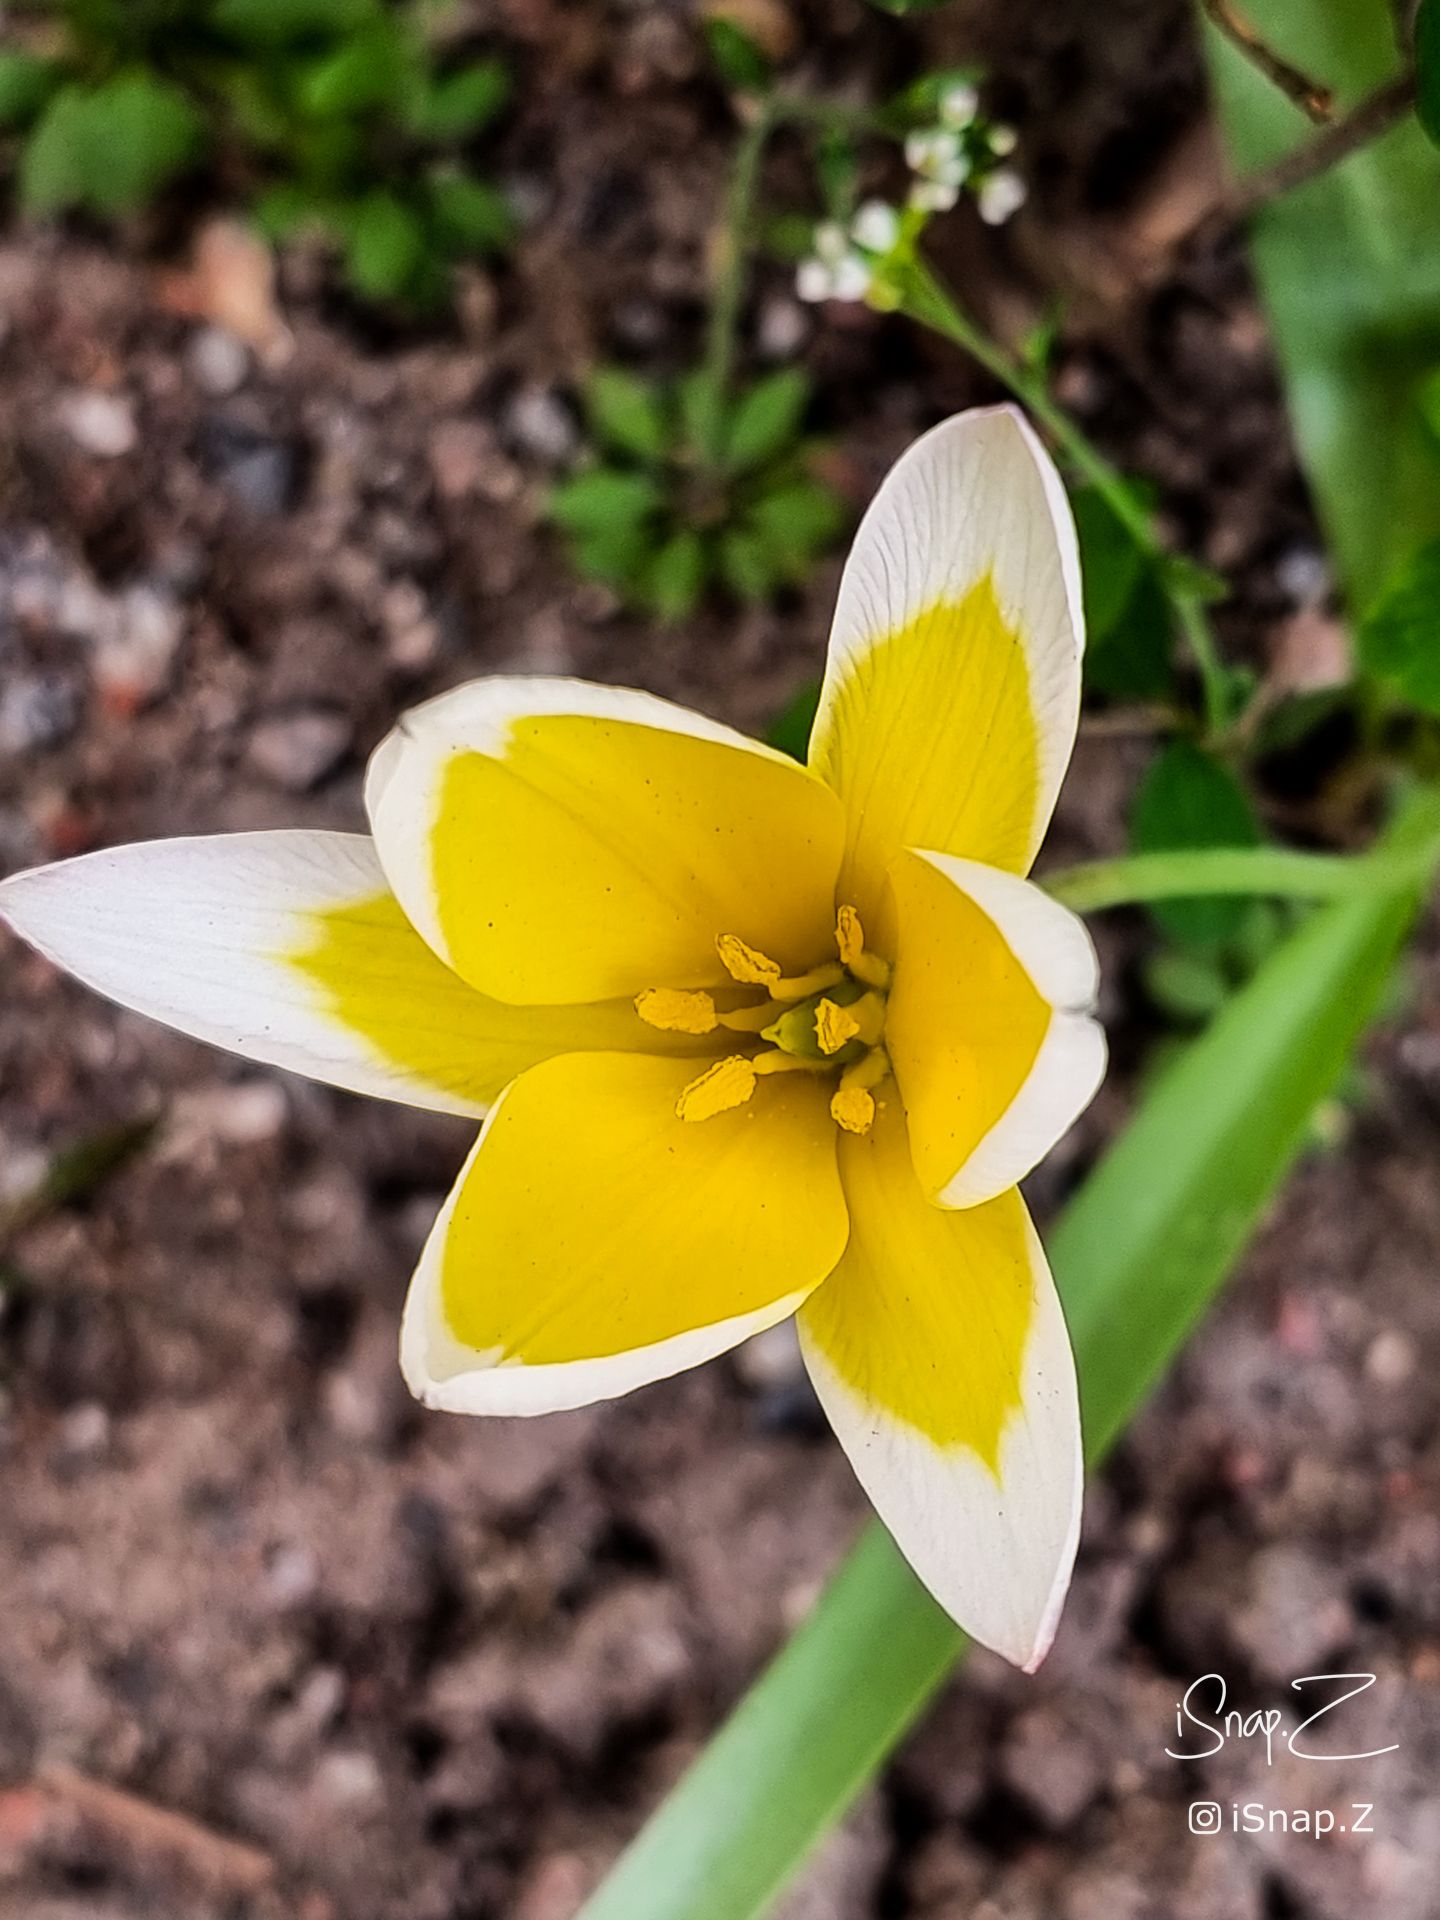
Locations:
550;367;848;622
0;0;513;307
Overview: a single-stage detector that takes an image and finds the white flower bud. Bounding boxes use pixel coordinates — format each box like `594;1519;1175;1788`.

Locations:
988;123;1018;158
851;199;901;254
908;179;960;214
977;167;1026;226
939;82;979;129
830;255;874;302
796;259;836;303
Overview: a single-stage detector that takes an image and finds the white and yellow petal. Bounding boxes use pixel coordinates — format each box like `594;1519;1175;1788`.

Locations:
808;407;1083;919
402;1050;849;1414
365;676;846;1006
0;831;680;1116
799;1102;1082;1668
885;847;1105;1208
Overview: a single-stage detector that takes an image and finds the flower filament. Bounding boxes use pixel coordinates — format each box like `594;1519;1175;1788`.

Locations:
637;909;894;1136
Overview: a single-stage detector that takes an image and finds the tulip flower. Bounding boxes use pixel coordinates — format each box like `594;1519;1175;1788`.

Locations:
1;407;1104;1667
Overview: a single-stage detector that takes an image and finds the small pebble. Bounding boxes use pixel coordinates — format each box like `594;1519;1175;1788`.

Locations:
201;417;303;514
314;1749;383;1809
92;584;185;710
504;385;580;467
266;1541;319;1606
58;389;137;458
186;325;250;398
756;295;809;360
733;1319;805;1392
247;706;352;791
1366;1328;1417;1386
0;672;82;754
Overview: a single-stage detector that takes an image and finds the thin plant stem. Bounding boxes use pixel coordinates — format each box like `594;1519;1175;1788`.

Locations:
696;100;776;467
1199;0;1335;120
897;258;1233;734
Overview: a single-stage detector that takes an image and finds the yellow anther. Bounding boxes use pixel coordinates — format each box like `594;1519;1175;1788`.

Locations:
835;904;865;967
675;1054;757;1122
635;987;717;1035
834;902;892;989
829;1047;891;1136
814;998;862;1055
831;1083;877;1135
717;933;781;987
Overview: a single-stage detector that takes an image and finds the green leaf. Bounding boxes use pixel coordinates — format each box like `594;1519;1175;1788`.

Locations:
1416;0;1440;149
724;369;811;475
298;23;410;118
1071;484;1144;640
1204;3;1440;605
1417;366;1440;460
251;182;331;239
411;58;510;143
211;0;377;46
766;680;820;760
344;189;427;302
1130;742;1261;948
703;18;774;94
584;368;671;464
548;467;664;535
749;479;846;577
1357;538;1440;717
20;73;205;216
1143;946;1232;1023
0;51;59;130
428;171;514;254
718;527;778;604
676;368;722;461
645;531;708;622
571;520;657;592
1087;567;1175;702
575;784;1440;1920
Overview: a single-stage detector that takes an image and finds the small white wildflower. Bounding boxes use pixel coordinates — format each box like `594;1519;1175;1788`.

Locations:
905;128;969;195
851;198;901;254
988;122;1018;158
830;254;874;302
796;259;835;303
813;220;850;265
977;167;1026;226
908;178;960;215
938;81;980;130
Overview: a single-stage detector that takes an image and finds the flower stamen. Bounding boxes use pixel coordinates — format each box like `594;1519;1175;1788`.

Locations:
831;1046;892;1136
835;904;891;988
675;1054;756;1121
635;986;718;1034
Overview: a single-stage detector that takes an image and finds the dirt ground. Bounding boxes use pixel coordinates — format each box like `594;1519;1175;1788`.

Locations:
3;2;1439;1917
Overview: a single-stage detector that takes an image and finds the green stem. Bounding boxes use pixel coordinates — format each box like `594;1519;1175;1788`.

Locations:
696;101;775;467
897;259;1233;737
1039;840;1437;914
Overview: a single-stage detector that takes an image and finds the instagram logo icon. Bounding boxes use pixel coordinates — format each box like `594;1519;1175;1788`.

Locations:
1189;1801;1223;1835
